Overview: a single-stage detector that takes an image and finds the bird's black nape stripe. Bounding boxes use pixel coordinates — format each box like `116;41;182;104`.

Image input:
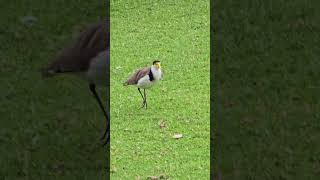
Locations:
153;60;160;65
148;69;154;81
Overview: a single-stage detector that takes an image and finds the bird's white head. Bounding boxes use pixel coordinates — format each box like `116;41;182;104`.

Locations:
153;60;161;70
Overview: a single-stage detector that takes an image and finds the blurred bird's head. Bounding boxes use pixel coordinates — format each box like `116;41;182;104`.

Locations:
152;60;161;69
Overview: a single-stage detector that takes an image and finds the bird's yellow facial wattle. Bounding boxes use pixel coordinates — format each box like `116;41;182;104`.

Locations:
155;62;161;69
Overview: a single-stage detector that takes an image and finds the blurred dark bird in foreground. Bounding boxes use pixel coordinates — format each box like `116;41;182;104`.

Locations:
42;19;110;146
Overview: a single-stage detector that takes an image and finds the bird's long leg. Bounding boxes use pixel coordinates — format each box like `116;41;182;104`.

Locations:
144;89;147;109
138;88;146;108
101;111;110;146
103;121;110;146
138;88;144;100
89;84;110;146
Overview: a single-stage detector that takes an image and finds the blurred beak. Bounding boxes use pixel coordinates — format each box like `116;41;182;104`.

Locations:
156;63;161;69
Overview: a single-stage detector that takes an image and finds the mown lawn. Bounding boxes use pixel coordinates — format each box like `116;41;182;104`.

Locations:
214;0;320;179
110;0;210;179
0;1;108;179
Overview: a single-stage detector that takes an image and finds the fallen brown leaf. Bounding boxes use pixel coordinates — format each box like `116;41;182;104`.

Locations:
159;121;166;129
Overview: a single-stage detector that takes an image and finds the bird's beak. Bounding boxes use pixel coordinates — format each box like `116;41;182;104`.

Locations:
156;63;161;69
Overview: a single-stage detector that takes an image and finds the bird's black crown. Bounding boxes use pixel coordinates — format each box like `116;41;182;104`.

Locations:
153;60;160;65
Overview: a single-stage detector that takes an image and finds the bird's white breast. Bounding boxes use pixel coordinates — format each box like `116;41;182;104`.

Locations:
137;75;157;89
136;67;162;89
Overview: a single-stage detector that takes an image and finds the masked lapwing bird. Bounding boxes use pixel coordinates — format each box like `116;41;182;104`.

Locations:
42;20;110;146
124;61;162;109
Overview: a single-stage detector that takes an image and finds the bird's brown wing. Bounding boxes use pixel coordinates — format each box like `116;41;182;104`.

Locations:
124;67;150;85
42;20;109;77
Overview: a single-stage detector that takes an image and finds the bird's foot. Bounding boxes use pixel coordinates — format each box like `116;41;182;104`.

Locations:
101;123;110;140
100;133;106;141
140;100;147;109
101;134;109;146
100;129;109;146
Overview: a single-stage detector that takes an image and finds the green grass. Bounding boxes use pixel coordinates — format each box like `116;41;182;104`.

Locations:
110;1;210;179
214;0;320;179
0;1;107;179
